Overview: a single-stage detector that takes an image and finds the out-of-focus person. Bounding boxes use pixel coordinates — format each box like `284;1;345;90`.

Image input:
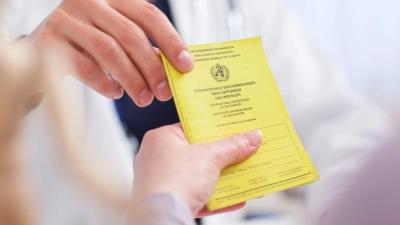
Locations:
279;0;400;116
2;0;397;225
307;128;400;225
0;41;263;225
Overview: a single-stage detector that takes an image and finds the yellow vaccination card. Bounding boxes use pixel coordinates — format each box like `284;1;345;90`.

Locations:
161;37;319;211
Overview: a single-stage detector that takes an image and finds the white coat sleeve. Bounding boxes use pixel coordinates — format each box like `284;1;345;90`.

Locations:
241;1;396;223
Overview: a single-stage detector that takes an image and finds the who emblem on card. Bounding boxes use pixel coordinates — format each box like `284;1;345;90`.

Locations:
210;63;230;82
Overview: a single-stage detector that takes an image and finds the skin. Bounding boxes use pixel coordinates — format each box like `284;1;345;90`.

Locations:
23;0;194;107
132;123;263;217
20;0;263;219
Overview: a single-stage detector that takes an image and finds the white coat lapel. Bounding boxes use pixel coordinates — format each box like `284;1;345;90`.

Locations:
168;0;193;44
168;0;231;44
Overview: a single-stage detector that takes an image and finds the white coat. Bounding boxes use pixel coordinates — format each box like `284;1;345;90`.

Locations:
168;2;396;223
3;0;396;224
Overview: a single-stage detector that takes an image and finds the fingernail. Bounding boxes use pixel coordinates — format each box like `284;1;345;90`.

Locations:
139;89;154;107
156;80;172;101
112;86;124;99
177;50;194;72
241;130;263;147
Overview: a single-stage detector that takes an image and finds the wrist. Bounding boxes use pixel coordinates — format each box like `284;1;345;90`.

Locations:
132;185;197;216
129;193;195;225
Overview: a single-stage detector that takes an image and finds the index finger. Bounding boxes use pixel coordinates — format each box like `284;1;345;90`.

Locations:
110;0;194;73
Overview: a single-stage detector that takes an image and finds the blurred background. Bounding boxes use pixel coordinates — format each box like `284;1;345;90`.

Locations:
280;0;400;117
2;0;399;225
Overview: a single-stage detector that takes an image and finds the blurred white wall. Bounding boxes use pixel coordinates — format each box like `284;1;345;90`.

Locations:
278;0;400;115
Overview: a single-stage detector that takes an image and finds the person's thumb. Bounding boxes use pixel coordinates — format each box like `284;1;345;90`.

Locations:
203;130;263;170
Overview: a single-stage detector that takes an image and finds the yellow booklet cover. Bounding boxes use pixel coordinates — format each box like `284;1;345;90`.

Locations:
161;37;319;211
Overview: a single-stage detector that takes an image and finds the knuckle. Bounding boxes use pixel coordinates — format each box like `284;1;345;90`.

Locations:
34;9;70;47
168;32;182;42
45;8;69;30
50;8;66;22
98;79;114;94
199;162;219;182
168;33;183;46
203;144;226;169
74;58;97;76
211;154;227;170
166;33;185;54
195;151;219;174
143;4;164;22
147;62;165;78
94;37;120;58
226;135;248;161
119;26;143;46
35;29;57;47
73;60;115;95
208;157;223;172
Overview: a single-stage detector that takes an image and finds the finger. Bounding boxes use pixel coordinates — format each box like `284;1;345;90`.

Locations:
47;37;123;99
196;202;246;218
110;0;194;73
59;10;154;107
200;130;262;170
71;49;124;99
90;7;172;101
